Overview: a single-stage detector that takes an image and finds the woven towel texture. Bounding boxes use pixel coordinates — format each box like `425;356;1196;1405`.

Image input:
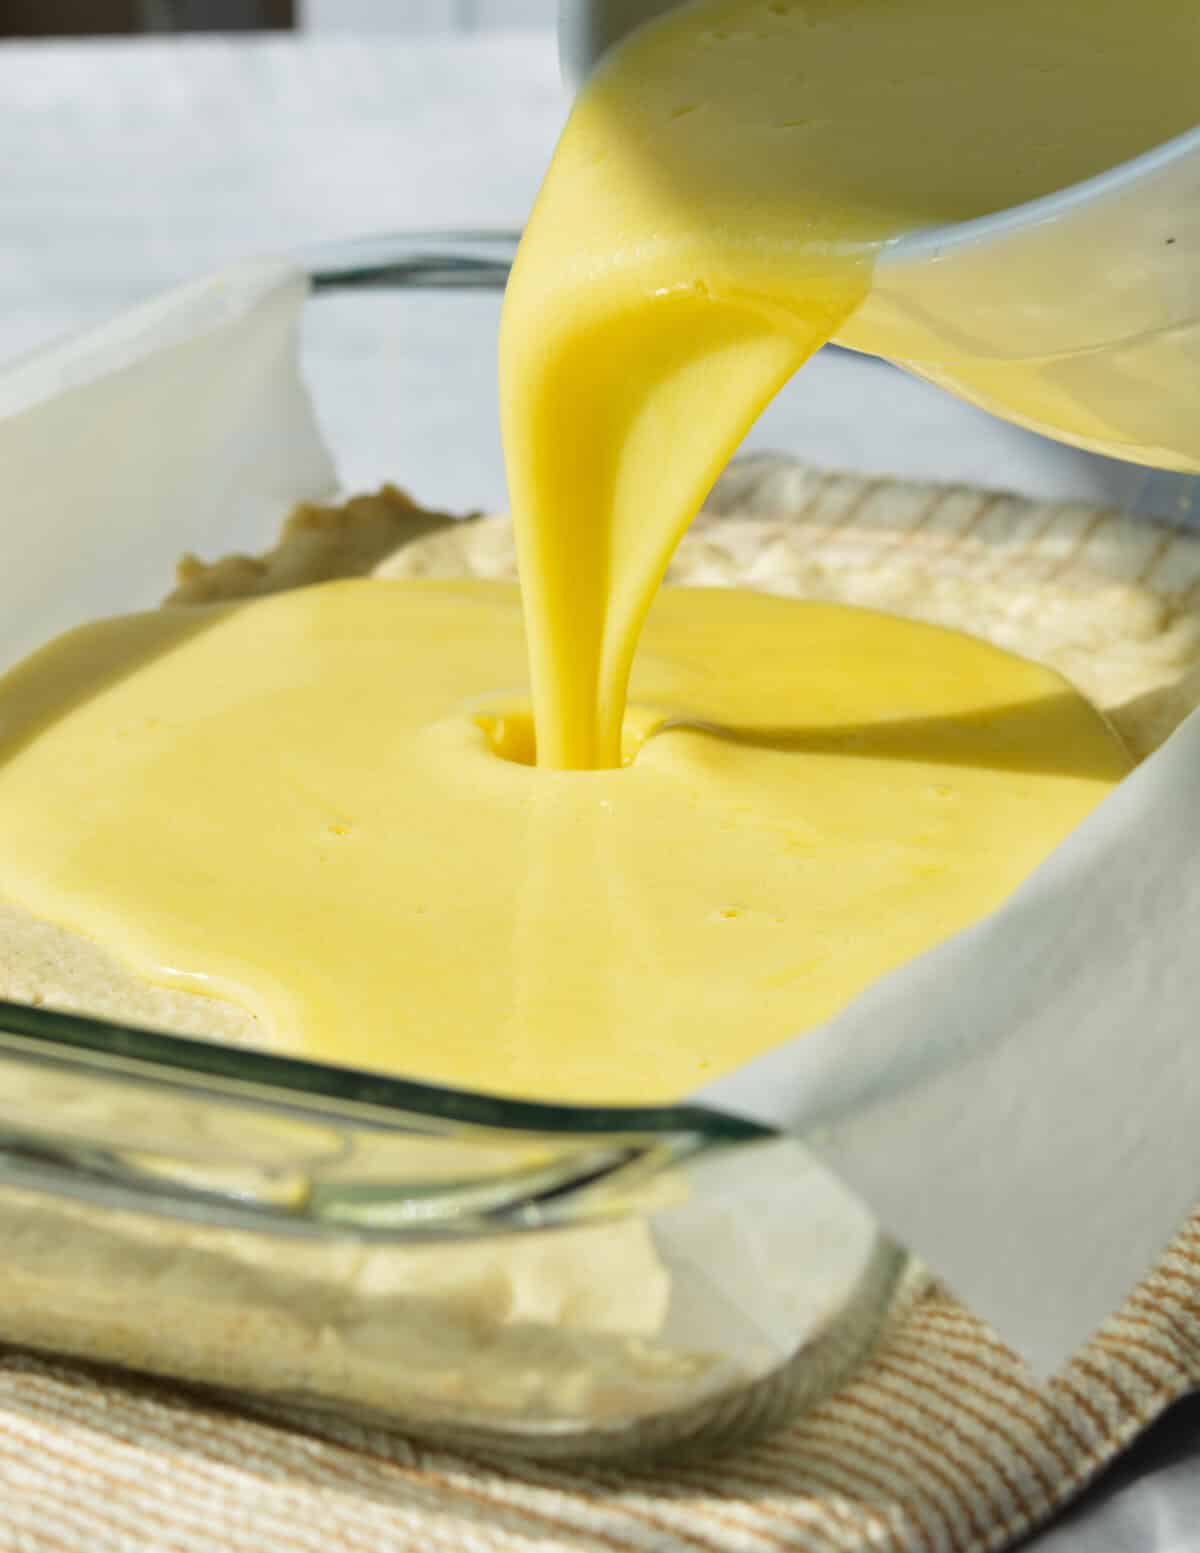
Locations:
0;1212;1198;1553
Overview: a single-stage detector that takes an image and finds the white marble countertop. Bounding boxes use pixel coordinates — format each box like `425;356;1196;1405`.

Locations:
0;30;1196;1551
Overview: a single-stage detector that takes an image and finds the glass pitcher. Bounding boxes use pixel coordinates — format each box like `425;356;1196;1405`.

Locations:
559;0;1200;473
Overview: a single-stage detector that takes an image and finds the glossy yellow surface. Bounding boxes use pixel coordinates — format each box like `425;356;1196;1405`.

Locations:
0;581;1128;1101
502;0;1199;768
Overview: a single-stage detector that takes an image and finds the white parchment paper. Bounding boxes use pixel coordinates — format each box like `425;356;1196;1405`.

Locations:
0;259;334;672
701;705;1200;1375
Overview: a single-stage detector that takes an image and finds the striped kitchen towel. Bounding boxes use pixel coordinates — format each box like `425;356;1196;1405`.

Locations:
0;1214;1197;1553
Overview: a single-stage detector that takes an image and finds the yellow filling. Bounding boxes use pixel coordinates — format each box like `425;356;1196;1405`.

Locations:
0;580;1127;1102
1;0;1190;1098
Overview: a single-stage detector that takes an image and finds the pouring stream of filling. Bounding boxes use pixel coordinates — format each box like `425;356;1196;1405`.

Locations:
503;0;1198;769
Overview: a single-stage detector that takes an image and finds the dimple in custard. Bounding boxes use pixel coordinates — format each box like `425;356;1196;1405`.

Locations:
1;0;1191;1101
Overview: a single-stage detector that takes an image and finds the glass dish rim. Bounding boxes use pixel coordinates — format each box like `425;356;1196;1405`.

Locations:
0;996;769;1144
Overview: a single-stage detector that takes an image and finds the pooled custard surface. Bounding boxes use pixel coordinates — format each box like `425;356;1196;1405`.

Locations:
502;0;1200;768
0;579;1127;1102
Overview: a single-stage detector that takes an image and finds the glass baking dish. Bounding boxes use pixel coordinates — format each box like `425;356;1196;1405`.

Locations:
0;235;911;1463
